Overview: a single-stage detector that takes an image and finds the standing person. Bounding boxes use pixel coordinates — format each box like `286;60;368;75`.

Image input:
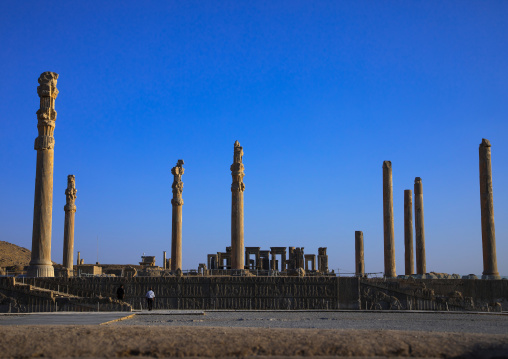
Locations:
146;288;155;311
116;285;125;301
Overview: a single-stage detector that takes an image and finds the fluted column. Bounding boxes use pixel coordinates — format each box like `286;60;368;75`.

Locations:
404;189;414;275
414;178;426;274
479;139;500;279
62;175;77;272
171;160;185;271
231;141;245;270
382;161;396;278
355;231;365;276
28;72;59;278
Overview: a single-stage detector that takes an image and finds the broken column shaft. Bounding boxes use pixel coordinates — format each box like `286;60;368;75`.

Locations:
479;139;500;279
404;189;414;275
62;175;77;272
171;160;185;271
231;141;245;270
27;72;59;278
355;231;365;276
382;161;396;277
414;177;426;274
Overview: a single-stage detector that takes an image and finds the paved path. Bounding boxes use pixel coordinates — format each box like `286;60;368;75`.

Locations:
115;310;508;334
0;312;133;325
1;310;506;335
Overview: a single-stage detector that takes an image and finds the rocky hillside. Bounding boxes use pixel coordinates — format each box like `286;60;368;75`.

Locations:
0;241;31;269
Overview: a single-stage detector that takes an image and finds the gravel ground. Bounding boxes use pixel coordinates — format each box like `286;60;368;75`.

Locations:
1;325;507;358
117;310;508;335
0;311;506;358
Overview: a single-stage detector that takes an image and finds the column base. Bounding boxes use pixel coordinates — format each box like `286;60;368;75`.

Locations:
27;264;54;278
482;274;501;280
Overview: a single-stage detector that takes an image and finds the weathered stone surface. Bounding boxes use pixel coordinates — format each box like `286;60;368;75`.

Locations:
231;141;245;270
318;247;328;273
171;160;184;271
414;178;426;274
355;231;364;276
62;175;77;272
382;161;396;278
28;72;59;278
479;139;500;279
404;189;414;275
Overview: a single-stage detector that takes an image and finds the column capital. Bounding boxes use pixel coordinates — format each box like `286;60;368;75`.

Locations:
64;175;77;212
37;72;59;99
171;159;184;205
35;72;59;151
231;141;245;191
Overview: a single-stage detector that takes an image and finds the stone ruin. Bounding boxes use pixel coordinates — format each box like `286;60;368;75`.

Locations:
206;246;329;275
14;73;502;292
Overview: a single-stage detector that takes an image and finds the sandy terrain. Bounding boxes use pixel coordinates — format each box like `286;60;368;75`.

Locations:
0;240;31;269
0;325;507;358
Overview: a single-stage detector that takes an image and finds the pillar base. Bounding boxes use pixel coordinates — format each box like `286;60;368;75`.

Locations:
481;274;501;280
27;264;54;278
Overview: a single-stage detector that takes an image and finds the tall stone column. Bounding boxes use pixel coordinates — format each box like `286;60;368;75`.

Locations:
231;140;245;270
382;161;396;278
414;178;426;274
27;72;59;278
479;139;500;279
404;189;414;275
171;160;184;271
62;175;77;272
163;251;167;269
355;231;365;276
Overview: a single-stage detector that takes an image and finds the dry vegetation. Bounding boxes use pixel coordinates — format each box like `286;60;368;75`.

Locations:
0;325;506;358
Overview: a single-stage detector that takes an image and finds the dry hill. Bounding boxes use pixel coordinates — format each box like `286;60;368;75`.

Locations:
0;241;31;269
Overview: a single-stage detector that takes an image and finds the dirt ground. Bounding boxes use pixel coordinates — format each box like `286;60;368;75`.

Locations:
0;325;507;358
0;240;31;269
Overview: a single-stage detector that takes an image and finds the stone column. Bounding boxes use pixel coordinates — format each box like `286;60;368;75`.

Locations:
404;189;414;275
27;72;59;278
479;139;500;279
414;178;426;274
355;231;365;276
77;251;80;266
382;161;396;278
171;160;184;271
62;175;77;272
231;141;245;270
163;251;167;269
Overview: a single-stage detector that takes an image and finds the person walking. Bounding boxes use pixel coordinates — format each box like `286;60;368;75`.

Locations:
116;285;125;301
146;288;155;311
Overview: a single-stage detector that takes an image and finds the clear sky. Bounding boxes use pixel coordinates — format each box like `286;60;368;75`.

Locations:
1;1;507;275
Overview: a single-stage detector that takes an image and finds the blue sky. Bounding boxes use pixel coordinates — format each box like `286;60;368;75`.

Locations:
0;1;507;275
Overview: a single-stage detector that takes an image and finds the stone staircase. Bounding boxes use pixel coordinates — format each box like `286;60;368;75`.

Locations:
0;277;132;313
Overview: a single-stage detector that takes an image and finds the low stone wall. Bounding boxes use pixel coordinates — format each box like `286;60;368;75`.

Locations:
361;278;508;311
21;276;360;310
3;276;505;312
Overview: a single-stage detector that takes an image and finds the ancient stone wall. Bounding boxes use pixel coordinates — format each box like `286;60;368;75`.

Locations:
361;278;508;311
17;276;358;310
4;276;504;312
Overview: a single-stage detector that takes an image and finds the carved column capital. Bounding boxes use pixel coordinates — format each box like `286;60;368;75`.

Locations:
171;159;184;206
35;72;58;151
231;141;245;191
37;72;59;99
64;175;77;212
